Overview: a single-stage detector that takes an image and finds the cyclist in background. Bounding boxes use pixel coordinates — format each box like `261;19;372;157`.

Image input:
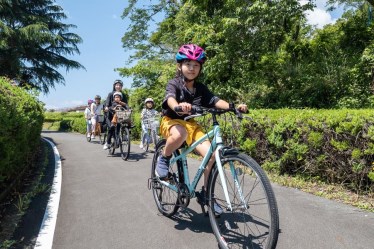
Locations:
154;44;247;211
140;98;159;149
84;99;94;139
90;95;103;139
103;80;128;149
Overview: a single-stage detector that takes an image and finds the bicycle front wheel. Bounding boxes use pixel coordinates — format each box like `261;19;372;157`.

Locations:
207;153;279;249
86;132;91;142
120;127;130;160
151;130;158;151
144;131;150;152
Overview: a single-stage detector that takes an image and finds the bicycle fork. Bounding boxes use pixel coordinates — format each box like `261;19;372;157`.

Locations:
215;147;248;212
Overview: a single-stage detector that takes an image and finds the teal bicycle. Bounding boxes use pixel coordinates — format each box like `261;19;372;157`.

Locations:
149;106;279;249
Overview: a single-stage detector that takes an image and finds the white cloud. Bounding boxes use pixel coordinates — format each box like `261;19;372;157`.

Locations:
299;0;339;29
305;8;337;28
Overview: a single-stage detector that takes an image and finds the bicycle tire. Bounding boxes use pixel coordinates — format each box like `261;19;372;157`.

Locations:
86;133;91;142
207;153;279;249
120;127;130;160
109;128;116;155
151;130;158;151
150;139;182;217
144;131;150;152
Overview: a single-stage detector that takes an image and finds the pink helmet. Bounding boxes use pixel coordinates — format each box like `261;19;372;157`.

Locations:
88;99;94;105
176;44;206;64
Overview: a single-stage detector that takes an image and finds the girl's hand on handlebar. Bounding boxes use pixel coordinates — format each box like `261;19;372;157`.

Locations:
174;102;192;114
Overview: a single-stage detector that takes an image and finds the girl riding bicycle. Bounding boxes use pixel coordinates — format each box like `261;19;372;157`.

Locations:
84;99;94;138
155;44;247;210
90;95;103;139
140;98;159;149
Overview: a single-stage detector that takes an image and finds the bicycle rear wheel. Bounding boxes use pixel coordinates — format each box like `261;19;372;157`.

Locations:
150;139;182;217
207;153;279;249
120;127;130;160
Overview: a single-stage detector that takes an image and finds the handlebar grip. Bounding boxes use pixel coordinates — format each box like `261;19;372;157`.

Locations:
174;105;203;114
174;106;183;113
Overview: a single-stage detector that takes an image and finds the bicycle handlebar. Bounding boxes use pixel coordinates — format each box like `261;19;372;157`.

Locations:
174;104;244;121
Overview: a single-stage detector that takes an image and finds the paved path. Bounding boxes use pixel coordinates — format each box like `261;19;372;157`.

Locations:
42;131;374;249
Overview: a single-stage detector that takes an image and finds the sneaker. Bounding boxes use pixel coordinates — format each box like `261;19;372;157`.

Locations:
139;143;143;149
196;188;223;215
87;133;91;138
103;143;110;150
91;135;95;139
213;201;223;215
155;155;170;179
196;188;207;206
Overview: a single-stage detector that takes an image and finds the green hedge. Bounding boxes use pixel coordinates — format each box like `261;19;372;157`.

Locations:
44;111;142;139
235;109;374;193
0;78;44;187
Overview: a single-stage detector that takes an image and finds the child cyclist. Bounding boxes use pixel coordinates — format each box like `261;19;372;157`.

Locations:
84;99;94;138
90;95;103;139
155;44;247;213
140;98;159;149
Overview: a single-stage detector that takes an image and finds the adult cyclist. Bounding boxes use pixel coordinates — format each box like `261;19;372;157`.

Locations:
103;79;128;150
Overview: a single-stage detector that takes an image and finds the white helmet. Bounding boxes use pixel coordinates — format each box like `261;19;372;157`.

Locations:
144;98;154;104
113;91;123;98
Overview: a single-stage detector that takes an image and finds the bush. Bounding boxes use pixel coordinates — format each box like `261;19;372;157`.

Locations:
0;77;44;188
44;110;142;139
235;109;374;193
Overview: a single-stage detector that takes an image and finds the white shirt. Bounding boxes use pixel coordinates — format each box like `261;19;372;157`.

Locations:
91;102;103;116
84;107;91;119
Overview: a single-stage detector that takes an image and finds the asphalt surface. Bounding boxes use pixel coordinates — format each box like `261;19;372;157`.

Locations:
40;131;374;249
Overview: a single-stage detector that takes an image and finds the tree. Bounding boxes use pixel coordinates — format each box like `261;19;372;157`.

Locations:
119;0;374;108
0;0;84;93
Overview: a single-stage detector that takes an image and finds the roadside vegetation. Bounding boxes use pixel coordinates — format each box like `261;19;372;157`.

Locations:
0;2;373;244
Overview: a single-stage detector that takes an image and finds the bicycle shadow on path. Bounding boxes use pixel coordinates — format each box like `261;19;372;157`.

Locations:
170;208;213;234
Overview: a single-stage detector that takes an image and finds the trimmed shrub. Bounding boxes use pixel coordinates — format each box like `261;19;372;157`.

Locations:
0;78;44;188
235;109;374;193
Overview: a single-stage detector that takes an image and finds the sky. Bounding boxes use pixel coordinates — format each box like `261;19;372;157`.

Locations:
38;0;345;110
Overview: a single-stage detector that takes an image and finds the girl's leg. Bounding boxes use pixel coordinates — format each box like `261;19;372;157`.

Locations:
155;125;187;178
91;117;96;137
86;120;92;136
163;125;187;156
195;140;214;187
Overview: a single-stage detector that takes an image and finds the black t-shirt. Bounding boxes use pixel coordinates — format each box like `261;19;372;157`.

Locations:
162;77;220;119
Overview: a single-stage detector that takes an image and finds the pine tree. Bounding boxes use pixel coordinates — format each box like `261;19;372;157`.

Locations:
0;0;84;93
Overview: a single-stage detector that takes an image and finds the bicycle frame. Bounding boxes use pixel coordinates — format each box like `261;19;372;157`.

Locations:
158;123;234;211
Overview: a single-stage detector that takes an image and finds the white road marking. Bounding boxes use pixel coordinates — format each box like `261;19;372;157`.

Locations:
35;138;62;248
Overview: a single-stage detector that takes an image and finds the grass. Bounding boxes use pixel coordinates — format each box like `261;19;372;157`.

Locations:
0;141;51;248
269;173;374;212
